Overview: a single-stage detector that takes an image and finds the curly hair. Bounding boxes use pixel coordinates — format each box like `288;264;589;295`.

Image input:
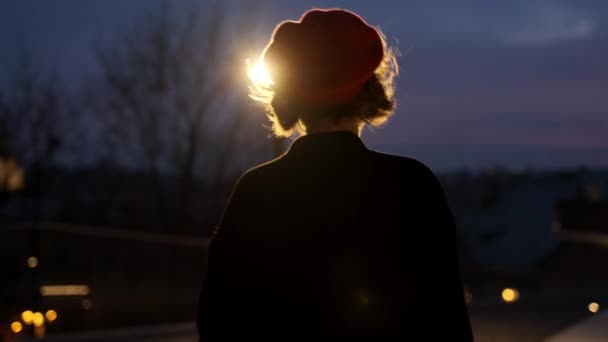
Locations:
249;30;399;138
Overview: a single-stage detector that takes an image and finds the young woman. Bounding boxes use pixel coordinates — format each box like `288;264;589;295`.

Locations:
197;8;473;339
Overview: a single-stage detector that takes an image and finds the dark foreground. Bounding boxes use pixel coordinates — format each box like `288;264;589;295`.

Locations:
17;300;605;342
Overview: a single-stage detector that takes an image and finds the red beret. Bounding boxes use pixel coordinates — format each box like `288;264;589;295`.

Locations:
262;8;384;105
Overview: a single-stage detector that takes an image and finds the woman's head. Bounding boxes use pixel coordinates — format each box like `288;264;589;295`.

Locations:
249;8;398;137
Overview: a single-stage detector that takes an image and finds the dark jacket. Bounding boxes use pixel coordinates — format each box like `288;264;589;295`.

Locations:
197;131;473;339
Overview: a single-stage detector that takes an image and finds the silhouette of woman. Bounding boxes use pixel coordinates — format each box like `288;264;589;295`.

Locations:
197;8;473;339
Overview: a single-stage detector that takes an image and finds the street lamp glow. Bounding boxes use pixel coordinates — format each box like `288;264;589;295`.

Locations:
45;309;58;322
588;302;600;313
247;58;273;88
7;166;24;191
21;310;34;325
0;158;24;192
501;288;519;303
11;321;23;333
32;312;44;327
40;284;90;296
27;256;39;268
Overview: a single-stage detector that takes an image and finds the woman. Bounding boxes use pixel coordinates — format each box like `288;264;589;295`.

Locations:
197;8;473;339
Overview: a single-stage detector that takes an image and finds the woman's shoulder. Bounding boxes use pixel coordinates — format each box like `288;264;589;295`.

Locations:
228;153;290;192
366;149;438;179
365;150;449;204
239;153;287;180
232;148;443;192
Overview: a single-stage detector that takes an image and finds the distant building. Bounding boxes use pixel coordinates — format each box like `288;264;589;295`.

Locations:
440;168;608;275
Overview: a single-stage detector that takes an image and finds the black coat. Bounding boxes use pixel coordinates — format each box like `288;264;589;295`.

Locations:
197;131;473;340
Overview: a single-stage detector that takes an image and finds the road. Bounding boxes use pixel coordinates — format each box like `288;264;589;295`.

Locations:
23;302;608;341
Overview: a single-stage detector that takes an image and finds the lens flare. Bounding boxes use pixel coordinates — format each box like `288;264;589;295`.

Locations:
11;321;23;333
501;288;519;303
21;310;34;325
589;302;600;313
32;312;44;327
27;256;39;268
45;310;58;322
247;58;273;88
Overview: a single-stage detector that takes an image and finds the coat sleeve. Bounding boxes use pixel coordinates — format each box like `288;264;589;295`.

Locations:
414;166;474;340
196;174;250;340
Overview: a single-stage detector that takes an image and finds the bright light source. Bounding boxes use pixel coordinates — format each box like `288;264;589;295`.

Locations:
8;166;24;191
27;256;39;268
40;285;90;296
11;321;23;333
589;302;600;313
501;288;519;303
32;312;44;327
0;158;24;192
21;310;34;325
247;58;273;87
45;310;58;322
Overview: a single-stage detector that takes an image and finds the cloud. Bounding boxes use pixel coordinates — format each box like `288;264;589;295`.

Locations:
501;3;595;45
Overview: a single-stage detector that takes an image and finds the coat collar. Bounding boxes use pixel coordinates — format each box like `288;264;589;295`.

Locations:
285;131;367;157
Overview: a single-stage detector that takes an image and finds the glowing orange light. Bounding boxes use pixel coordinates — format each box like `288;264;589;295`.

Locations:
45;310;57;322
7;167;24;191
11;321;23;333
32;312;44;327
501;288;519;303
27;256;39;268
0;158;24;192
21;310;34;325
589;302;600;313
247;58;273;87
40;284;90;296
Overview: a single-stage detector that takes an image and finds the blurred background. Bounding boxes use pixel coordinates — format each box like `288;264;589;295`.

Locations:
0;0;606;341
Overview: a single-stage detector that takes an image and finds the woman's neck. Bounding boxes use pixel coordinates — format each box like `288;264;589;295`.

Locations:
305;117;363;136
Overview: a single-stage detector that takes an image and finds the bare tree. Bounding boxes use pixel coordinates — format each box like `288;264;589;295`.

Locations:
0;49;74;227
88;1;270;232
0;52;64;168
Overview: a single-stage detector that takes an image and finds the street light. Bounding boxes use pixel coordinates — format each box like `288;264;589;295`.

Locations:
27;256;39;268
45;309;58;322
588;302;600;313
11;321;23;333
247;58;273;88
21;310;34;325
0;158;24;192
32;312;44;327
501;288;519;303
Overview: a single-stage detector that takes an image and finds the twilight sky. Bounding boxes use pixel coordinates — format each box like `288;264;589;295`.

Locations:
1;0;607;171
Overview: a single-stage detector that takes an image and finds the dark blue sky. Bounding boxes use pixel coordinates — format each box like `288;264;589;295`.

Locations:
2;0;607;171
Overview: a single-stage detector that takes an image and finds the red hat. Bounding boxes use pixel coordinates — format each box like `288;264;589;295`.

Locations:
262;8;384;105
